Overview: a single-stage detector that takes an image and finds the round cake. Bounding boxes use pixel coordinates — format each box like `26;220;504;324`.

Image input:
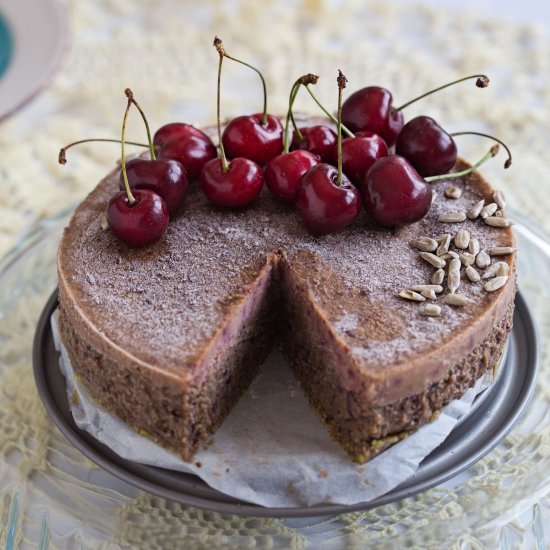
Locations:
57;119;516;463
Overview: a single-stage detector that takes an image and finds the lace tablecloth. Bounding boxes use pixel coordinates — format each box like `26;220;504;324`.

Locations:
0;0;549;547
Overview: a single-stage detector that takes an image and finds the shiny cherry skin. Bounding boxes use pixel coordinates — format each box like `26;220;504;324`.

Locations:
291;125;337;163
153;122;212;148
341;86;404;147
265;150;320;204
295;163;362;233
361;155;432;228
395;116;457;177
199;157;264;207
119;158;188;215
107;189;169;247
154;124;217;181
341;131;388;186
222;114;283;166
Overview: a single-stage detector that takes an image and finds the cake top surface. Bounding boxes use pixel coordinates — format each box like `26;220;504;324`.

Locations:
58;122;515;379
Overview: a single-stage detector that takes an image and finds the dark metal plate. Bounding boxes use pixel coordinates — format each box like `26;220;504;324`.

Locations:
32;290;539;518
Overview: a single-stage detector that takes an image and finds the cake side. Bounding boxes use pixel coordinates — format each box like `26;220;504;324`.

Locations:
280;252;515;462
58;252;280;459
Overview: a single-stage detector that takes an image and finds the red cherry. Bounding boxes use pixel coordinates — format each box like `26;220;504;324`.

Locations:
361;155;432;228
341;87;404;147
265;150;320;204
222;114;283;166
291;125;337;163
107;189;169;247
296;163;362;233
200;157;264;207
395;116;457;177
341;131;388;186
119;158;188;215
154;125;217;182
153;122;212;148
212;37;282;166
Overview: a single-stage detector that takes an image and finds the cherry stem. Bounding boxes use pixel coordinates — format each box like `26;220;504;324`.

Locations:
289;84;303;142
284;81;302;154
451;131;512;168
58;138;153;165
394;74;490;112
121;98;137;205
336;70;348;185
214;37;229;172
124;88;156;160
425;145;499;183
304;84;354;138
214;36;268;125
286;75;319;150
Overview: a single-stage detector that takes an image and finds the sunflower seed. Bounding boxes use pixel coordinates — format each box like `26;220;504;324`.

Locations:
488;246;516;256
484;276;509;292
410;237;438;252
467;199;485;220
438;212;467;223
445;185;463;199
420;252;446;268
469;238;480;256
476;250;491;268
482;261;510;279
432;190;438;204
484;216;514;228
421;289;437;300
465;265;481;282
449;258;461;272
432;269;445;285
480;202;498;219
493;189;506;209
460;253;476;267
436;234;452;256
494;210;504;217
399;290;426;302
454;229;470;249
421;304;442;316
410;284;444;293
443;294;474;306
447;259;461;294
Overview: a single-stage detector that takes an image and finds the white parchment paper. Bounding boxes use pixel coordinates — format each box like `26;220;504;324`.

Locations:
51;312;495;507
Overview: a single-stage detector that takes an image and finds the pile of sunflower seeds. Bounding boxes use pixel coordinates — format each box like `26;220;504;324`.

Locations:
402;189;515;317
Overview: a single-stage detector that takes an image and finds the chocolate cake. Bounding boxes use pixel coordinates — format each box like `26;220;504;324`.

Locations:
57;120;516;463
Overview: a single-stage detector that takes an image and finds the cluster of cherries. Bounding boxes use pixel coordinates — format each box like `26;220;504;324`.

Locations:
60;37;511;247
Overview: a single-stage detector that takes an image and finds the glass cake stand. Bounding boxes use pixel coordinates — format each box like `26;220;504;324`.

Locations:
0;207;548;549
